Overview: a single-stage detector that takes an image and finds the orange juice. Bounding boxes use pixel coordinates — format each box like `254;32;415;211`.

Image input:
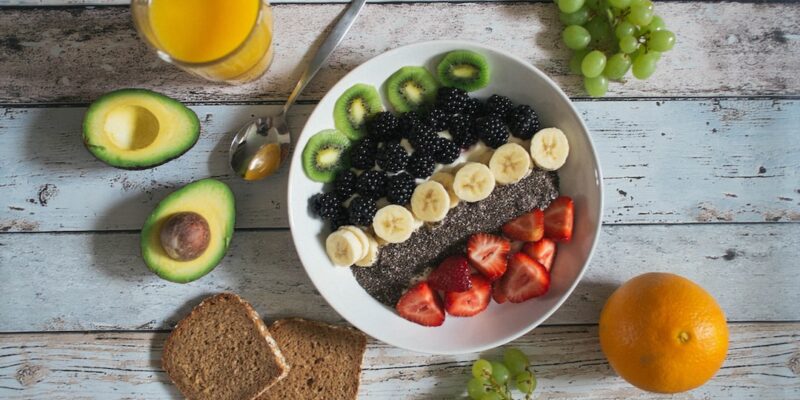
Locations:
134;0;274;83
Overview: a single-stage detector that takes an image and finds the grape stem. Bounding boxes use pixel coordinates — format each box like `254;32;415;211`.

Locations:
483;371;513;400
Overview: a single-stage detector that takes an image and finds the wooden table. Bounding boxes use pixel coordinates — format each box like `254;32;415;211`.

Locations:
0;0;798;398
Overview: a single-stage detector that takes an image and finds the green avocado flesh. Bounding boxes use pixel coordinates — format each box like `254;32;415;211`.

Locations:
83;88;200;169
141;179;235;283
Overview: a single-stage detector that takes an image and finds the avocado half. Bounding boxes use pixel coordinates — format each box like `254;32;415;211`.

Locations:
141;179;235;283
82;89;200;169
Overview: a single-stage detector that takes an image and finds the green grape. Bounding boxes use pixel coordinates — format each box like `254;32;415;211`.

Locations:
479;392;503;400
472;359;493;379
581;50;607;78
584;0;601;11
618;35;639;54
490;361;510;385
632;51;658;79
627;3;654;26
629;0;646;5
559;6;590;26
646;15;666;32
607;0;631;9
603;53;632;80
584;17;613;48
558;0;585;14
467;377;489;399
514;371;538;394
562;25;591;50
584;75;608;97
615;21;636;39
648;30;675;52
503;348;529;376
569;49;589;75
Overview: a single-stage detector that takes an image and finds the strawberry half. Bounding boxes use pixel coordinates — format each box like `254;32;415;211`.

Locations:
544;196;574;241
498;252;550;303
396;282;445;327
502;209;544;242
467;233;511;281
522;238;557;271
428;255;472;292
492;280;507;304
445;274;491;317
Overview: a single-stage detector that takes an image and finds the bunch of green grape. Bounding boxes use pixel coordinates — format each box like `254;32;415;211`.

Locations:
466;348;537;400
557;0;676;96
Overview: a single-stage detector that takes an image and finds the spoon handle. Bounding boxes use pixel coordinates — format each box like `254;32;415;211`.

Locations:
282;0;367;115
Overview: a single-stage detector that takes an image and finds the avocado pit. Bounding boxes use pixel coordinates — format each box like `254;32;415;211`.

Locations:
160;212;211;261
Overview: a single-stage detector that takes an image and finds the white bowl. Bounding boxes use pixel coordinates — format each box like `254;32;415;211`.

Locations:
287;40;603;354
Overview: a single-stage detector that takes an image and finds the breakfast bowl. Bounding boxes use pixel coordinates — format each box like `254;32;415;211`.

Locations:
287;40;603;354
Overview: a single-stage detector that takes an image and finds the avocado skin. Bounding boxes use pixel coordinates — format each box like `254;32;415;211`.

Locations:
82;88;200;170
140;179;236;283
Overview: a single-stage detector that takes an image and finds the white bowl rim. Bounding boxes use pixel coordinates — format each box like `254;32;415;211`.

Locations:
286;39;604;354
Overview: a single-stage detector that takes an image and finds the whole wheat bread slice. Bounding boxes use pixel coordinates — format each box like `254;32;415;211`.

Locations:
257;318;367;400
162;293;289;400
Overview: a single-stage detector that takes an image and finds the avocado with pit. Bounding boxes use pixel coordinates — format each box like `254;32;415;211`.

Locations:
83;88;200;169
141;179;235;283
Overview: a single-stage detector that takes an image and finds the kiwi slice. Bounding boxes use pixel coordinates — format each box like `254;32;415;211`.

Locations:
302;129;352;183
334;84;383;140
385;66;439;113
437;50;490;92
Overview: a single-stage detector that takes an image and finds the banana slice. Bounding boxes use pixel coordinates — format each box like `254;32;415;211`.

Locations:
354;233;380;267
430;172;460;209
489;142;532;184
372;205;416;243
325;229;364;267
340;225;370;260
410;181;451;222
453;162;496;202
530;127;569;171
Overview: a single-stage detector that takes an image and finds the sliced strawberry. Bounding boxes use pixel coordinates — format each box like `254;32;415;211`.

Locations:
428;255;472;292
492;280;507;304
445;274;492;317
521;238;557;271
498;252;550;303
467;233;510;281
543;196;574;241
502;209;544;242
396;282;445;327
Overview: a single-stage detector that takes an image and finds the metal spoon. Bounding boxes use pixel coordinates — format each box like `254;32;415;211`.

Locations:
230;0;367;181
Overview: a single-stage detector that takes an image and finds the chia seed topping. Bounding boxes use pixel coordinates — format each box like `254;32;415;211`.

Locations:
352;169;560;306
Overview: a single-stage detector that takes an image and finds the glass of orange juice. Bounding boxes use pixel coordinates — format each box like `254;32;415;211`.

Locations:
131;0;274;84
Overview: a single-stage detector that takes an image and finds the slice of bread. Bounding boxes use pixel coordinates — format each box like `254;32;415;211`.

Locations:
257;318;368;400
162;293;289;400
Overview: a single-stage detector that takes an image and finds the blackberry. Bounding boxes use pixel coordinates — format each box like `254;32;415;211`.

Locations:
486;94;515;119
376;142;409;173
408;125;439;155
386;172;416;205
462;97;486;120
407;152;436;179
436;87;469;115
367;111;400;142
475;116;509;148
348;196;377;226
434;137;461;164
356;170;387;199
424;107;449;132
397;111;423;138
333;170;357;198
448;114;477;149
350;137;378;170
310;192;341;219
328;206;349;231
506;104;540;140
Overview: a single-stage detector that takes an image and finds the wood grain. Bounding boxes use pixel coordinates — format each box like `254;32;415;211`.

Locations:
0;323;797;399
0;223;797;332
1;100;797;232
1;3;799;103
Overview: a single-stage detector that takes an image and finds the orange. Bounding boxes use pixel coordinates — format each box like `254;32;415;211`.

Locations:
598;272;729;393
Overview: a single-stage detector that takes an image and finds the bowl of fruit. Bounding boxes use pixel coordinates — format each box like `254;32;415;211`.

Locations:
287;40;603;354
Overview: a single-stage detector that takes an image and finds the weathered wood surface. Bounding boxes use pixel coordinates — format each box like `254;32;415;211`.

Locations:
0;223;796;332
1;3;799;103
2;100;797;232
0;323;797;399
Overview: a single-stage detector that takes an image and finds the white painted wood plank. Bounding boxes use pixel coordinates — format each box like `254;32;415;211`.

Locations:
1;3;798;102
1;100;797;232
0;224;796;331
0;324;797;399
